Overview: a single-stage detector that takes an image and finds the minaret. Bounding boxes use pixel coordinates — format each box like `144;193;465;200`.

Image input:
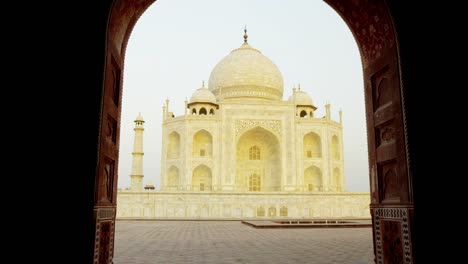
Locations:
339;109;343;124
165;98;170;118
325;103;331;120
130;113;145;191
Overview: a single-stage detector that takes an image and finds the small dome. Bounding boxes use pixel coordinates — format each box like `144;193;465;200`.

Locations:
289;90;313;105
190;87;217;104
135;112;144;122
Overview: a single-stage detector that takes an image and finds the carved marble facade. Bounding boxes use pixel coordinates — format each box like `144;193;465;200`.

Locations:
117;192;370;219
160;101;345;193
118;33;370;219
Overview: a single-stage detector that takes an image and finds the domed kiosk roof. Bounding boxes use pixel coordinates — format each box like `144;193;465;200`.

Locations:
135;112;144;122
289;88;313;106
208;28;283;101
190;82;217;104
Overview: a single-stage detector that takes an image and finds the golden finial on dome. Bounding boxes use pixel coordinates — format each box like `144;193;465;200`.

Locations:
243;25;248;44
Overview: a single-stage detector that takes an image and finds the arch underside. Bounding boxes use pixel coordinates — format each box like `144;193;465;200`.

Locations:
304;165;322;191
236;126;281;191
192;164;212;191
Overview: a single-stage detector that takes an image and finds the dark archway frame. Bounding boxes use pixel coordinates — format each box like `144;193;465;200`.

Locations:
90;1;416;263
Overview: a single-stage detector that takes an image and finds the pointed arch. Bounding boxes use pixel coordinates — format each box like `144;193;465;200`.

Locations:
193;129;212;157
304;165;322;191
304;132;322;158
199;107;207;115
192;164;212;191
236;126;281;191
192;108;197;115
92;0;414;261
300;110;308;118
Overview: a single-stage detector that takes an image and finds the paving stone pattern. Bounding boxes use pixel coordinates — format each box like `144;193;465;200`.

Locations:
114;221;374;264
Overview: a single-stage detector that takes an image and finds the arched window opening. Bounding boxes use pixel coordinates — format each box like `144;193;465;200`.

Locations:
280;206;288;217
269;207;276;217
300;110;308;118
249;173;261;191
209;108;214;115
193;130;212;157
192;165;212;191
236;127;281;192
257;207;265;217
304;166;322;192
199;107;207;115
192;108;197;115
303;132;322;158
249;146;260;160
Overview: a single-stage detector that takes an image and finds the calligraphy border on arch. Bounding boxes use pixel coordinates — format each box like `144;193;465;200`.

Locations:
235;119;282;138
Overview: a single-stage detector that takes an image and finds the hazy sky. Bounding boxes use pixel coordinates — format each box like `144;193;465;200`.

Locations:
118;0;370;192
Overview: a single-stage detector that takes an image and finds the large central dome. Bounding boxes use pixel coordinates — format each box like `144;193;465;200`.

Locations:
208;31;284;101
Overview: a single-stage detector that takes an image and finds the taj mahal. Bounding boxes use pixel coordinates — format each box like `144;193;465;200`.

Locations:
117;29;370;219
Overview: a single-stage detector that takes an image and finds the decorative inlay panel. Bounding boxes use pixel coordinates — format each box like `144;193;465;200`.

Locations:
98;221;111;263
213;86;283;100
93;207;116;264
374;208;412;264
235;119;281;138
99;207;116;219
327;0;395;68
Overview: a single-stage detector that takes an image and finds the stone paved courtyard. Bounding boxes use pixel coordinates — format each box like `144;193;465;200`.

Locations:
114;220;374;264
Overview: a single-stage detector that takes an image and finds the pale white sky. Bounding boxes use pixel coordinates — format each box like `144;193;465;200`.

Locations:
118;0;370;192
